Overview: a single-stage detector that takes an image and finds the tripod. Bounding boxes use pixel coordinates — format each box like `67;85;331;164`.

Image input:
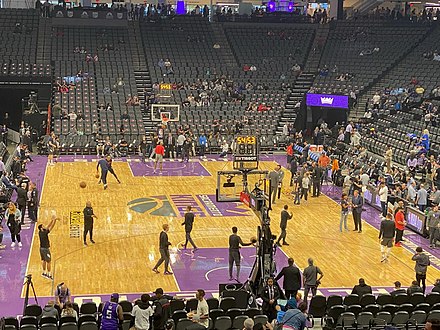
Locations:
23;274;38;315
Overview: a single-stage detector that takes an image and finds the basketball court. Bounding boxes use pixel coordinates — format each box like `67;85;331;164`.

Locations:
3;155;440;315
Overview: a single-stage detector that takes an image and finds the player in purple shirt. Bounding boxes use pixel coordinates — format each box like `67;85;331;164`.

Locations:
100;293;123;330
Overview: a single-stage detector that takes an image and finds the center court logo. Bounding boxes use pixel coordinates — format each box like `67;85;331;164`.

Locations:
127;194;252;217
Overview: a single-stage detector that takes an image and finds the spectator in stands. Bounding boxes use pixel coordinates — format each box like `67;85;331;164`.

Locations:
198;133;207;159
243;318;254;330
432;280;440;293
281;302;308;330
391;281;406;296
351;128;361;148
132;294;154;330
351;278;372;297
412;246;430;293
2;172;17;191
42;301;59;319
407;280;423;295
186;289;209;330
219;140;229;158
425;319;440;330
372;92;381;109
385;146;393;171
61;301;77;320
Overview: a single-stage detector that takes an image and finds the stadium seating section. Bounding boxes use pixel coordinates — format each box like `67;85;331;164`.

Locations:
0;9;436;160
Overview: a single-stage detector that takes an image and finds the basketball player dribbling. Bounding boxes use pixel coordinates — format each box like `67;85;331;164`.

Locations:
106;156;121;183
97;157;109;190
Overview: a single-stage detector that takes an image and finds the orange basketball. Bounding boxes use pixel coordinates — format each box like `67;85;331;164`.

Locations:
95;173;100;179
79;181;87;188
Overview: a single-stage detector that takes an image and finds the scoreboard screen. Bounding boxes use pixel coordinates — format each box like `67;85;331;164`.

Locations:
233;136;259;169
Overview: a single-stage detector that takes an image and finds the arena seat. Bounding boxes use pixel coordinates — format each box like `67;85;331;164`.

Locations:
176;318;193;330
343;294;360;306
391;311;410;325
185;298;199;312
243;307;261;318
359;294;376;307
207;297;219;311
376;311;392;324
356;312;374;328
60;322;78;330
253;314;268;325
172;310;188;325
79;321;98;330
170;300;186;314
40;324;57;330
308;295;327;318
410;310;427;324
232;315;248;330
208;308;224;321
214;316;232;330
219;297;236;311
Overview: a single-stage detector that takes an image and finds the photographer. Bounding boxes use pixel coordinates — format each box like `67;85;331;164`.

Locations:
55;282;71;309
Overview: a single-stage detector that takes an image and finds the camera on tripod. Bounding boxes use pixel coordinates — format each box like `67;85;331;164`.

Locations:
26;91;40;114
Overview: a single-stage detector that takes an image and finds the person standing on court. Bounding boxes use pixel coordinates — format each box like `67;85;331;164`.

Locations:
152;223;173;275
275;257;301;299
276;205;292;246
311;162;322;197
303;258;323;303
39;214;59;279
394;203;406;247
182;205;197;251
340;193;349;232
6;202;22;247
16;183;27;224
412;246;430;293
268;165;283;204
377;181;389;218
154;141;165;174
228;226;253;282
27;182;38;223
83;201;97;246
100;293;123;330
428;205;440;248
379;213;395;263
351;190;363;233
96;156;109;190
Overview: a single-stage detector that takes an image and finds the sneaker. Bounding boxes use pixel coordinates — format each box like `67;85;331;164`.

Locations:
104;185;108;190
0;244;5;249
18;242;22;247
164;271;173;275
152;268;159;274
11;242;15;247
91;240;95;244
395;242;401;247
42;273;47;278
46;274;53;280
380;256;386;263
193;247;198;252
84;242;88;246
282;242;290;246
229;277;234;281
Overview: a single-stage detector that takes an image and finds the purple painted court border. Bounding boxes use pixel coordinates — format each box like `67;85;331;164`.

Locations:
0;156;48;317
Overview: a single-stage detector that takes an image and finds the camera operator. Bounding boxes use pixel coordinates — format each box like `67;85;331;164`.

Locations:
55;282;71;309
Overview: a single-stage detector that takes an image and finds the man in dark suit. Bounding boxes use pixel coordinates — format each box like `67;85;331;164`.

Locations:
152;223;173;275
276;205;293;246
260;277;280;322
182;205;197;251
164;132;176;159
16;183;27;224
351;278;372;297
275;258;301;299
312;162;322;197
351;190;364;233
